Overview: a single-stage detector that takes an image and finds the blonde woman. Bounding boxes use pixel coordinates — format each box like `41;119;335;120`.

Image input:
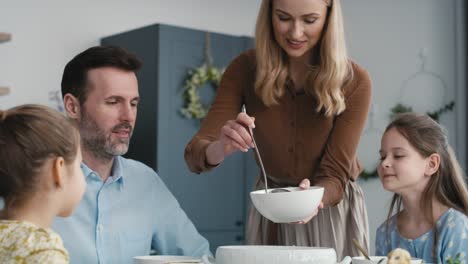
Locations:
185;0;371;258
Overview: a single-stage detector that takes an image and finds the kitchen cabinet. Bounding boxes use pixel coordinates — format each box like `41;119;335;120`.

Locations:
101;24;258;253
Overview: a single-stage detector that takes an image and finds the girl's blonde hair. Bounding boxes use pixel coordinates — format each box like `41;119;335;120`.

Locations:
0;104;80;209
383;113;468;260
254;0;352;117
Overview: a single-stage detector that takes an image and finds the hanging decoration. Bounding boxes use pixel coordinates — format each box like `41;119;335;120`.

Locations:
389;49;455;123
180;32;224;119
359;50;455;180
389;102;455;122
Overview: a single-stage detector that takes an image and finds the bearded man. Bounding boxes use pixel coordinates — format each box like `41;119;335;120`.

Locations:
52;46;211;264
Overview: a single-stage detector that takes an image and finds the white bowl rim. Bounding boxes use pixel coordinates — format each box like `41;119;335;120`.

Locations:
250;186;324;195
217;245;332;251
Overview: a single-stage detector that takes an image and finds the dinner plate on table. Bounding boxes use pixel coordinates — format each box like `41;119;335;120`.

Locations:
133;255;202;264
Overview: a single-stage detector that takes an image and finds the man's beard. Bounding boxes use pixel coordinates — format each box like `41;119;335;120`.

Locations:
79;109;133;161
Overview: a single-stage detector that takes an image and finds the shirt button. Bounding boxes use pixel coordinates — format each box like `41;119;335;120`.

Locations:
97;224;103;232
288;147;293;153
290;121;295;127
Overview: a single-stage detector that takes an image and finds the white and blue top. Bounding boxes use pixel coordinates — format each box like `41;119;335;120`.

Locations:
375;208;468;263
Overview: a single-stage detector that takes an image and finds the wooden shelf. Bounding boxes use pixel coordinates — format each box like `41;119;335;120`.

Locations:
1;33;11;95
0;33;12;43
0;87;10;96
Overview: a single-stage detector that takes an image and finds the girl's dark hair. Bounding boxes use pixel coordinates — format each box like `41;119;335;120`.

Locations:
383;112;468;260
61;45;142;105
0;104;80;208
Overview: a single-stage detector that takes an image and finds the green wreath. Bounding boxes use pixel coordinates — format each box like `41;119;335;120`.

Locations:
180;64;223;119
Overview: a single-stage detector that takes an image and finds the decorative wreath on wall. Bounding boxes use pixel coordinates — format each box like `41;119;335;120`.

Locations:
180;64;223;119
179;32;224;120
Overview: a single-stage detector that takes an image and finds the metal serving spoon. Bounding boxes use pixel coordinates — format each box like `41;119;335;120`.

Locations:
242;105;290;194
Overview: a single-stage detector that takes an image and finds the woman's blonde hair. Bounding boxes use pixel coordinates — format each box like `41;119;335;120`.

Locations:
383;113;468;261
254;0;352;117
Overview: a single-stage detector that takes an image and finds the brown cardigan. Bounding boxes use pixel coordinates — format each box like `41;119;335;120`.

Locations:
185;50;372;206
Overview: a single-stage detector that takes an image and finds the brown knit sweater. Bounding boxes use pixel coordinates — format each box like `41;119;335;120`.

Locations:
185;50;372;206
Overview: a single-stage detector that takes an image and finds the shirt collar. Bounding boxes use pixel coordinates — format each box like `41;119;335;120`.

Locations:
81;156;125;187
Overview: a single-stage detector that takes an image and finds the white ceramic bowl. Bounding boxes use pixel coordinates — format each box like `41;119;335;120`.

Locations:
351;256;423;264
133;255;201;264
216;245;351;264
250;186;324;223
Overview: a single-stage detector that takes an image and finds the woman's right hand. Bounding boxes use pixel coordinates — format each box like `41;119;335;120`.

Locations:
205;112;255;165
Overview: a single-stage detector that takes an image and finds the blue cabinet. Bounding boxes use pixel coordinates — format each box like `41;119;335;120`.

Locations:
101;24;257;252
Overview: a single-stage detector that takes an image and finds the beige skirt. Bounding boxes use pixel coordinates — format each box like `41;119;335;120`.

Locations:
246;178;369;260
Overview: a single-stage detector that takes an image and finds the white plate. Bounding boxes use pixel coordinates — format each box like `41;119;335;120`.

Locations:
133;255;201;264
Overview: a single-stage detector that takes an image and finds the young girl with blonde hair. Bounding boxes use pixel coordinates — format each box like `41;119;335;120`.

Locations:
376;113;468;263
0;104;85;263
185;0;372;258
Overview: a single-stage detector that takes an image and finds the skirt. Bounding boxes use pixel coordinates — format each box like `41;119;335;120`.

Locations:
245;177;370;260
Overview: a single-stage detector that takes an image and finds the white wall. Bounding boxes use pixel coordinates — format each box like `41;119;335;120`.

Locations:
0;0;465;256
0;0;260;109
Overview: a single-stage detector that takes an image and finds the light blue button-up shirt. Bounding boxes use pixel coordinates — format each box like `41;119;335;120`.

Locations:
52;156;211;264
376;208;468;263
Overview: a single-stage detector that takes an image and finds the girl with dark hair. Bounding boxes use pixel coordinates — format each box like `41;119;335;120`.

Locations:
376;113;468;263
0;104;85;263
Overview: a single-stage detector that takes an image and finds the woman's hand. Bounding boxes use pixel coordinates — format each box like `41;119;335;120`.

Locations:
206;112;255;165
293;179;324;224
